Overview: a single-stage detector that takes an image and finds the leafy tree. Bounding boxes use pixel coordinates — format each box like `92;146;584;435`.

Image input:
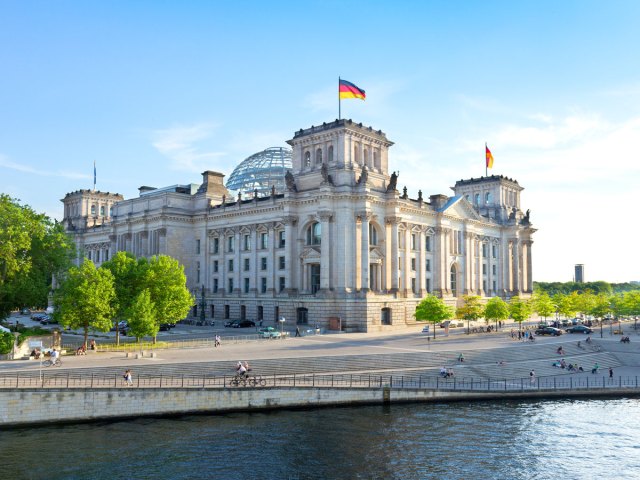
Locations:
54;260;115;348
143;255;193;341
0;196;74;319
101;252;146;345
509;296;532;330
0;332;14;355
575;291;596;318
484;296;510;330
554;293;577;319
414;294;454;339
126;289;158;340
531;291;555;320
456;295;484;334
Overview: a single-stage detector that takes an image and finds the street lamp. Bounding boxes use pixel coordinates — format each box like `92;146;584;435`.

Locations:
278;316;285;334
200;285;206;326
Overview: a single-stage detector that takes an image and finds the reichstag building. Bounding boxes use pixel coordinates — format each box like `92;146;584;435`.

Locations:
61;119;535;332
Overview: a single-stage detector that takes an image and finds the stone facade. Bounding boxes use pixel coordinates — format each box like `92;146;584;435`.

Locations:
61;119;535;332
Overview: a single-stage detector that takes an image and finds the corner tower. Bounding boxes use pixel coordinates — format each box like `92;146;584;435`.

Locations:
286;119;394;192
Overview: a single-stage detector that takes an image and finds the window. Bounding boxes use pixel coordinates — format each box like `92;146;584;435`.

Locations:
306;222;321;245
474;193;480;206
196;239;201;255
425;236;432;252
411;258;416;271
104;250;109;261
328;146;334;163
244;258;250;271
240;305;246;320
90;205;96;215
260;277;267;294
100;206;105;216
257;306;264;320
373;150;380;169
213;238;219;254
315;148;322;165
213;260;219;273
278;230;285;248
482;243;488;257
213;278;218;293
228;278;234;293
261;257;267;271
110;207;114;217
279;277;285;292
411;278;416;294
450;265;457;296
485;192;492;204
426;278;431;293
492;265;497;275
227;236;234;253
260;232;268;249
426;259;431;272
381;307;391;325
482;264;487;275
492;245;497;258
411;234;417;250
492;280;496;292
483;280;487;292
465;194;470;202
369;224;378;245
304;151;311;167
228;259;234;272
244;278;250;293
310;265;321;294
224;305;230;319
278;256;285;270
243;234;250;251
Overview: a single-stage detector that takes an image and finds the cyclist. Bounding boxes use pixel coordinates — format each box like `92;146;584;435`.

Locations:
236;361;247;378
50;348;60;365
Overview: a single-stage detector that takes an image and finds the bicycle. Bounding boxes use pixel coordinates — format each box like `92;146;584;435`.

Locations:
42;358;62;367
230;373;248;387
247;375;266;387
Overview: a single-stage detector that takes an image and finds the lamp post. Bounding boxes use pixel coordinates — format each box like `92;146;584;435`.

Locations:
278;316;285;334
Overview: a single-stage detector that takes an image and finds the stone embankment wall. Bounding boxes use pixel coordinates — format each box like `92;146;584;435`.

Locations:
3;387;640;427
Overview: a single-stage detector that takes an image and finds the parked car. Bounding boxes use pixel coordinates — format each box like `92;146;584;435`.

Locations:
111;321;128;332
224;320;240;328
20;308;30;315
565;325;594;334
233;320;256;328
259;326;282;338
421;325;430;334
535;326;563;336
159;323;176;331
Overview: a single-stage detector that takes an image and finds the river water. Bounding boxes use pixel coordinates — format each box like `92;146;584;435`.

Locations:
1;398;639;480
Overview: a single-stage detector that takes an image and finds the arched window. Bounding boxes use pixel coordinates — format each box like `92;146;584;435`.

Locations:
90;205;96;215
100;206;105;216
485;192;492;204
474;194;480;206
369;223;378;245
315;148;322;165
328;146;334;163
381;307;391;325
450;265;458;297
304;151;311;167
306;222;321;245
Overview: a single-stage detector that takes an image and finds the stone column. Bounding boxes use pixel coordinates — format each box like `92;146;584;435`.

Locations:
250;225;258;293
464;233;473;294
359;212;371;291
283;216;298;293
234;228;241;294
403;227;411;295
319;211;332;291
525;240;533;293
417;229;426;295
387;217;400;292
512;239;520;294
268;223;276;293
477;240;485;296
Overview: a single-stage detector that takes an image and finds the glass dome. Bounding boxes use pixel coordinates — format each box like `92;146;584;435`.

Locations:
226;147;292;197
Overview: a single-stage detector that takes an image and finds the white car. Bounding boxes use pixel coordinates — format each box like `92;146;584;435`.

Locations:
0;325;11;333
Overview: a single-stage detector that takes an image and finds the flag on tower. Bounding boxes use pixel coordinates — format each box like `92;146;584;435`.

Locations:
339;79;366;100
485;144;494;169
93;161;96;189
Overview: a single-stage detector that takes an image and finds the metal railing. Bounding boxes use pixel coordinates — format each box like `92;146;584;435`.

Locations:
2;371;638;392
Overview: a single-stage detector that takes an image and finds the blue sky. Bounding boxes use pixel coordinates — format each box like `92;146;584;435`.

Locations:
1;1;639;282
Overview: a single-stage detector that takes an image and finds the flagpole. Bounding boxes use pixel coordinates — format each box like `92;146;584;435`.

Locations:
93;160;96;191
338;76;341;120
485;143;487;177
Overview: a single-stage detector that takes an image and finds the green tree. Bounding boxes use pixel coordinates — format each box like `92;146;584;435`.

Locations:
0;332;14;355
101;251;146;345
509;296;532;331
414;294;454;339
144;255;193;341
554;293;577;319
484;296;510;330
126;289;158;340
0;196;74;319
54;259;116;348
456;295;484;334
531;291;555;320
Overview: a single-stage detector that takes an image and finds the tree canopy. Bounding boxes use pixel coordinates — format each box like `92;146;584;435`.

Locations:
509;296;533;326
414;295;454;339
484;297;510;325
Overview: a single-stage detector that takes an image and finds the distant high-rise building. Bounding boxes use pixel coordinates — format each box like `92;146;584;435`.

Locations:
575;264;585;283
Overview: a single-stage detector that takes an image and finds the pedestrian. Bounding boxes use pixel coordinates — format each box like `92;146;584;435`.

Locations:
124;369;133;386
609;367;614;383
530;369;536;385
524;331;529;341
214;335;221;348
591;362;599;374
90;339;96;350
295;326;301;337
518;330;522;340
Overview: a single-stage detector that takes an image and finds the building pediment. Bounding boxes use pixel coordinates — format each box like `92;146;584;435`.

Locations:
301;246;321;259
438;195;483;220
369;247;385;260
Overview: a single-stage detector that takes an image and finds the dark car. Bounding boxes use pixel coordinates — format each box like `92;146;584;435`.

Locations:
534;326;563;336
224;320;240;328
565;325;594;334
233;320;256;328
159;323;176;331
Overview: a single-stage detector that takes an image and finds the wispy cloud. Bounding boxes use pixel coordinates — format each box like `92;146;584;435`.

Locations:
151;123;227;173
0;154;89;179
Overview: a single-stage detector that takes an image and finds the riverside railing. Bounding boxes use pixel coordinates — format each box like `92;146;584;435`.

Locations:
1;372;639;392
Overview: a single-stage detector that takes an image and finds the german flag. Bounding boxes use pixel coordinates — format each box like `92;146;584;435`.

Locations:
339;79;366;100
486;144;494;169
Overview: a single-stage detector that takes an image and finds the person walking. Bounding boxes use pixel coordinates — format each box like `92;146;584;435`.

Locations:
214;335;221;348
295;326;301;337
124;369;133;387
609;367;614;383
529;369;536;385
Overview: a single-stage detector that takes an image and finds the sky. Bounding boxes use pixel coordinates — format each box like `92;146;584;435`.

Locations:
1;0;639;283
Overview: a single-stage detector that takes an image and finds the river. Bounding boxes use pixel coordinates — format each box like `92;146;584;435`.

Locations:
1;398;638;480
